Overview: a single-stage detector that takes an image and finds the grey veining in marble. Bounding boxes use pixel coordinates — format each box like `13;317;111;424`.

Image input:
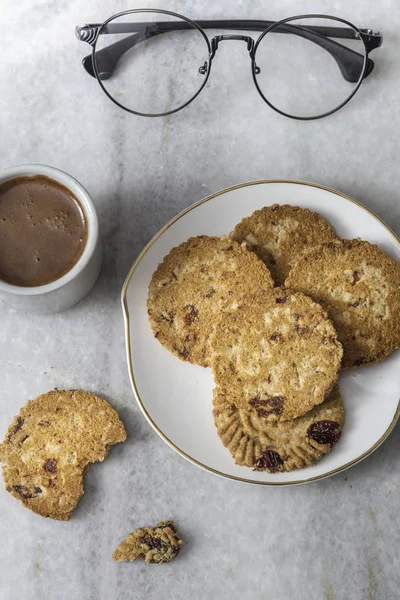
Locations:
0;1;399;599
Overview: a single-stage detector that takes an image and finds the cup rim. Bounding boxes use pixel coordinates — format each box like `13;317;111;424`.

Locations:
0;164;99;296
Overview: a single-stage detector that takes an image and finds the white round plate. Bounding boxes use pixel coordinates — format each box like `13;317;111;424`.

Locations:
122;181;400;485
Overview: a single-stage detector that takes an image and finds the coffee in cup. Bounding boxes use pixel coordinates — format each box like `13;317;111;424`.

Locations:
0;175;87;287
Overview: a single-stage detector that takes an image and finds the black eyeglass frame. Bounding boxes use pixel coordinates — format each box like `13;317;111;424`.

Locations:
76;9;383;120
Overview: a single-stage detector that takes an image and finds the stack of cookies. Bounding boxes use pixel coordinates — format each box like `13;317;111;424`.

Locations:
147;205;400;474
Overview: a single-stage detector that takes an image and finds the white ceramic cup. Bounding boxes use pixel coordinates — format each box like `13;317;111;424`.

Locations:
0;164;102;313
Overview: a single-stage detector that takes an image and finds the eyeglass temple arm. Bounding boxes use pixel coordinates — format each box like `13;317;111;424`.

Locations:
80;32;148;78
76;19;382;81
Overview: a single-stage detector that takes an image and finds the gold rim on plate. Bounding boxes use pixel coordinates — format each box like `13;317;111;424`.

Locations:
121;179;400;486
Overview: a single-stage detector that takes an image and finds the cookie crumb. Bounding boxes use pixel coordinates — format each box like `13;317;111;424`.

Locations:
113;521;183;564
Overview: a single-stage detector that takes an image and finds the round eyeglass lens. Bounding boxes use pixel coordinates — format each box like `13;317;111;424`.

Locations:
253;17;367;119
93;10;210;116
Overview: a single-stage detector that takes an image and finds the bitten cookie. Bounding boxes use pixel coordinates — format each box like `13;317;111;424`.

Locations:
147;235;274;367
285;239;400;368
113;521;183;564
210;288;342;421
213;385;344;473
0;390;126;520
231;204;336;285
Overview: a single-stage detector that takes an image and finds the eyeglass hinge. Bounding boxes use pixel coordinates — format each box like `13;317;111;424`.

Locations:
75;24;102;46
360;29;383;51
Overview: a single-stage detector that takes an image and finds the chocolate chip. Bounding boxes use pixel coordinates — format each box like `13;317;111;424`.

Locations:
270;396;283;415
307;420;341;445
226;245;234;251
276;297;287;304
200;264;208;273
270;333;280;341
256;409;270;417
184;304;198;325
350;301;360;308
178;347;189;359
44;459;57;474
352;271;361;285
249;396;283;416
154;331;160;339
13;485;42;499
352;335;356;341
161;311;175;324
185;332;197;342
268;254;276;265
7;416;24;441
254;450;283;472
248;396;261;407
295;325;309;335
353;357;368;367
171;272;177;280
272;205;280;211
141;536;163;550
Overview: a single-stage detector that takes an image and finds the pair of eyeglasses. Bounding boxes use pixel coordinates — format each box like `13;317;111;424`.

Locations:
76;9;382;120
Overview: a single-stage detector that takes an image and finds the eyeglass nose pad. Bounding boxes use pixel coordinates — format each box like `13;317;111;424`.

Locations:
254;63;261;75
198;62;208;75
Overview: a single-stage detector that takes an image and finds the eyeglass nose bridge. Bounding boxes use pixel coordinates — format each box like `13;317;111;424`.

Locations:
209;34;258;66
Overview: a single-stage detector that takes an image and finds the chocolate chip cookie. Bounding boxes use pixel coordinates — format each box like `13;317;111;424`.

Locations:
113;521;183;564
210;288;342;421
0;390;126;520
285;239;400;368
147;235;274;367
213;384;344;473
231;204;337;285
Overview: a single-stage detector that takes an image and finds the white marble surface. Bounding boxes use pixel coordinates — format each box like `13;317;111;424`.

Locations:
0;1;399;599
